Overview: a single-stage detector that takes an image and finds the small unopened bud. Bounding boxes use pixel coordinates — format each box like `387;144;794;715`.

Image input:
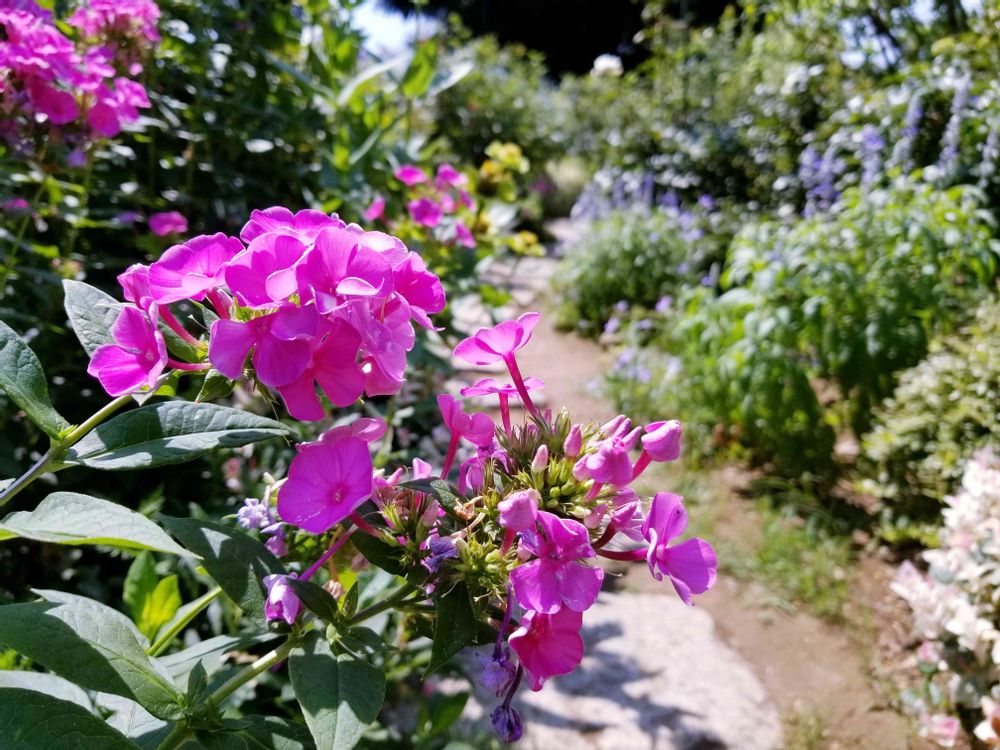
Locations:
564;424;583;459
641;419;683;462
531;444;549;473
490;705;523;743
498;489;539;532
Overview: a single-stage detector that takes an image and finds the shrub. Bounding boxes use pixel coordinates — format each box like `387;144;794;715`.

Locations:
861;296;1000;545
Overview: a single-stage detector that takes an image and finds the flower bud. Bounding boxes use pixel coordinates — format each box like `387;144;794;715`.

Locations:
262;574;301;625
490;705;523;742
642;419;682;462
498;489;539;532
479;649;517;696
531;444;549;473
563;424;583;459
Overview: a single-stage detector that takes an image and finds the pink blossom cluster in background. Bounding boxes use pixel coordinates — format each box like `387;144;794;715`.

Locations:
365;163;478;249
265;311;717;743
88;206;445;421
0;0;156;155
892;449;1000;747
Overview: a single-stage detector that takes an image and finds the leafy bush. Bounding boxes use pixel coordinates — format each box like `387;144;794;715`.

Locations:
861;297;1000;544
554;201;735;332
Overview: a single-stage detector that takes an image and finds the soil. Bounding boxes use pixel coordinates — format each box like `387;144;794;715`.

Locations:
479;257;937;749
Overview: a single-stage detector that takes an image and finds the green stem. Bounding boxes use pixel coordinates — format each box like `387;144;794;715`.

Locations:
147;587;223;657
0;373;169;508
348;583;421;625
154;637;300;750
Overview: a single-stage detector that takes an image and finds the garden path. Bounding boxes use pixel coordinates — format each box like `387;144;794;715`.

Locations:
448;251;927;749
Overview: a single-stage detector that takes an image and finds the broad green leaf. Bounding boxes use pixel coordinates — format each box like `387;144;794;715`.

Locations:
427;583;476;676
196;369;235;402
350;532;405;577
62;279;122;356
197;716;315;750
124;552;159;623
286;578;339;624
0;594;185;719
94;694;171;750
0;320;69;438
134;576;181;641
400;479;463;517
160;517;285;628
0;492;193;557
0;688;141;749
160;634;270;688
289;633;385;750
0;670;92;711
400;41;437;99
63;402;293;470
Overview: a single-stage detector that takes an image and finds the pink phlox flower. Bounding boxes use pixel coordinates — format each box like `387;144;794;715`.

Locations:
453;312;541;366
208;305;317;388
343;297;414;397
240;206;345;244
148;211;187;237
117;262;153;310
573;423;641;487
564;424;583;459
148;233;244;303
394;164;427;186
454;220;476;248
263;574;301;625
391;252;446;329
87;303;166;396
439;192;457;214
509;510;603;614
28;78;77;124
320;417;388;446
363;196;385;222
437;394;495;448
609;487;645;541
642;492;717;605
508;607;585;691
460;376;544;399
277;436;373;533
498;489;539;532
458;455;485;494
296;226;393;314
421;533;458;573
435;163;467;188
458;188;476;210
225;233;309;309
407;197;442;228
276;318;366;421
345;225;410;266
642;419;682;462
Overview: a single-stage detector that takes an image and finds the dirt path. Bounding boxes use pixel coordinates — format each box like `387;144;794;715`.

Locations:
459;255;929;750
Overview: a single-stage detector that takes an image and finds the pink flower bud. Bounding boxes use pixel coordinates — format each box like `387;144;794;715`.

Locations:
642;420;682;462
498;489;539;532
564;424;583;459
263;574;301;625
531;444;549;473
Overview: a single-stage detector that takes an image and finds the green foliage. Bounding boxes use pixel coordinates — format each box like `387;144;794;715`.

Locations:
0;321;68;439
861;297;1000;544
0;688;141;750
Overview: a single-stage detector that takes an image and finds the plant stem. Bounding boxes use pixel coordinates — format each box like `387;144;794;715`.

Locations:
348;583;421;625
147;587;223;657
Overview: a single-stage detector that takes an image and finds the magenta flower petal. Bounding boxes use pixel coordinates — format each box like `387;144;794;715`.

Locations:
87;305;166;396
148;211;187;237
509;608;584;691
252;335;311;388
407;198;442;228
641;419;682;462
509;558;562;614
557;563;604;612
277;370;326;422
394;165;428;186
363;196;385;222
659;538;718;605
277;437;373;533
208;319;255;379
453;312;540;366
148;233;244;303
641;491;688;544
225;234;308;309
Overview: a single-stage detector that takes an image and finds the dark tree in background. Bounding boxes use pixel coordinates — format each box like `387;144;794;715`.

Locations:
383;0;734;75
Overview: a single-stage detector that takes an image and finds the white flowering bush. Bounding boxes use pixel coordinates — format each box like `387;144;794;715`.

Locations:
892;449;1000;747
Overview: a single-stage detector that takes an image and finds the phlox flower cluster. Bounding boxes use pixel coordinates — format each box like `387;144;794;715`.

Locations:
87;206;445;422
0;0;156;155
892;449;1000;747
365;163;478;249
261;311;717;743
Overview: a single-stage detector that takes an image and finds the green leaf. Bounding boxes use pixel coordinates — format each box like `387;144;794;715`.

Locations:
0;320;69;438
286;579;339;624
427;583;476;676
160;634;269;688
0;594;186;719
160;517;285;628
399;479;463;517
0;492;194;557
0;670;93;711
196;369;235;402
350;532;405;577
197;716;314;750
94;694;171;750
400;40;437;99
289;633;385;750
62;280;123;356
0;688;141;749
63;402;293;471
135;576;181;641
124;552;159;622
